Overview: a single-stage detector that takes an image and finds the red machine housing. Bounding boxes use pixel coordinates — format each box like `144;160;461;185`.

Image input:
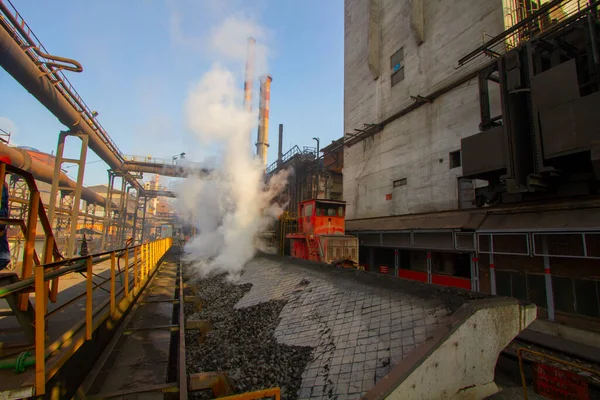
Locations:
286;199;359;266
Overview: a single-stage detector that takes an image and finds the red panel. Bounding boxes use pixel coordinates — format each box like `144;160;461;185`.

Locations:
534;363;589;399
398;269;428;282
431;274;471;290
290;239;309;260
379;265;389;274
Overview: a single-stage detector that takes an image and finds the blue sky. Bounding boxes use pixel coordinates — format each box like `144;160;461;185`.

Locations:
0;0;343;186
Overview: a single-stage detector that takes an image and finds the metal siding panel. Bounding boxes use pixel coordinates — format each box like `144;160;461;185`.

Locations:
461;126;506;177
531;59;579;111
540;102;578;158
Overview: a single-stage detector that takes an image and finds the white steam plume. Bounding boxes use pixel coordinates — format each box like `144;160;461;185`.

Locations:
174;16;287;281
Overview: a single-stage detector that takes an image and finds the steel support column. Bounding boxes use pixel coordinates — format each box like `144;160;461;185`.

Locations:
115;177;127;249
542;237;555;321
131;189;140;245
140;196;148;243
489;237;497;295
101;171;116;250
67;134;89;257
471;253;480;292
47;131;89;257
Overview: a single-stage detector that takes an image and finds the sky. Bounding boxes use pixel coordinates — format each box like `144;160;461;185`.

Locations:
0;0;343;187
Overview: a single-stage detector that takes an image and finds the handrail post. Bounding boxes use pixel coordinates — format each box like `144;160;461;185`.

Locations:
134;246;139;289
110;252;116;315
124;246;129;297
85;256;93;340
34;263;45;396
142;243;147;281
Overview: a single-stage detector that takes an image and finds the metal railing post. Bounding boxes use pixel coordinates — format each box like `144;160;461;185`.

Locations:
142;243;147;280
34;262;45;396
85;256;93;340
134;246;139;289
124;246;129;297
110;252;116;315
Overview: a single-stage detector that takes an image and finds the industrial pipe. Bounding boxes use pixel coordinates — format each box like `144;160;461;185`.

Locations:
256;75;273;167
0;22;143;194
0;144;111;208
0;28;121;170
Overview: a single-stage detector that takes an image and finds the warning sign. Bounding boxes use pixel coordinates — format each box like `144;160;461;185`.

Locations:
533;363;590;400
379;265;389;274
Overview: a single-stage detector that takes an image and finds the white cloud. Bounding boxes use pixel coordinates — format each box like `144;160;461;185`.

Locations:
0;116;17;142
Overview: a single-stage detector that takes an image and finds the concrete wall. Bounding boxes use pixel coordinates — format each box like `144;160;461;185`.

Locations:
363;298;537;400
344;0;504;219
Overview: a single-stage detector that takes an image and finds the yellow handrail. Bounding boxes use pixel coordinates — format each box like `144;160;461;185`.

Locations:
219;388;281;400
30;237;173;396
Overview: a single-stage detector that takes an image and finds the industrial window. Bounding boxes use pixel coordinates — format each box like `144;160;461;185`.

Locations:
449;150;462;169
304;204;313;217
393;178;407;187
390;48;404;87
316;204;344;217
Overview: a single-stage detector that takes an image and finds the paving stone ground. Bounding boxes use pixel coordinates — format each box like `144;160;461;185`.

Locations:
235;256;463;399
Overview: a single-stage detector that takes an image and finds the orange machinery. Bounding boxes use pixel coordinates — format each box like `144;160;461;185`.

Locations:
286;199;359;267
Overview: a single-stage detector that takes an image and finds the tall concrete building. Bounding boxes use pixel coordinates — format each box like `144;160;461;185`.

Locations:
344;0;502;218
343;0;600;328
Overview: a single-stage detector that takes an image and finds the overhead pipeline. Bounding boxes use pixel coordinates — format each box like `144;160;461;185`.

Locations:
0;15;143;192
0;144;112;208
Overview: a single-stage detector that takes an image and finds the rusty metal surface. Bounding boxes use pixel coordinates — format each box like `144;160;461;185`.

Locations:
235;256;454;399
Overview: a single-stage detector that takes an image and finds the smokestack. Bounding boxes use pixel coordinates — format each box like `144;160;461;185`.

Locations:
277;124;283;167
256;75;272;168
243;37;255;112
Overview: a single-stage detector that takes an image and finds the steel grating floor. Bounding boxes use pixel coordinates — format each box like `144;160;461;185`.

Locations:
233;256;463;399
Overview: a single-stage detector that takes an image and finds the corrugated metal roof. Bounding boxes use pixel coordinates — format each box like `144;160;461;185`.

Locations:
346;209;487;231
346;206;600;233
479;208;600;231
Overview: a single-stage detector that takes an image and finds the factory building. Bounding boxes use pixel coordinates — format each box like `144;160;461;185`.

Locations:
343;0;600;328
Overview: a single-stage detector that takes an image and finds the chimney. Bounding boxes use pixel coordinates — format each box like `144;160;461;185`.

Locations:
256;75;272;168
277;124;283;167
243;37;255;112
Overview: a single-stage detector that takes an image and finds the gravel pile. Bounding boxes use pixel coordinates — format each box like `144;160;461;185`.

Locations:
185;272;313;400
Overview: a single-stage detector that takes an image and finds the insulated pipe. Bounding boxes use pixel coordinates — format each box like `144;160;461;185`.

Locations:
0;24;143;193
0;27;121;170
0;144;110;208
256;75;272;167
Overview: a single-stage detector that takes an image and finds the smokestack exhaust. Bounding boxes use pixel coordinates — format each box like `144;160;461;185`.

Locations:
256;75;272;168
277;124;283;167
243;37;255;112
